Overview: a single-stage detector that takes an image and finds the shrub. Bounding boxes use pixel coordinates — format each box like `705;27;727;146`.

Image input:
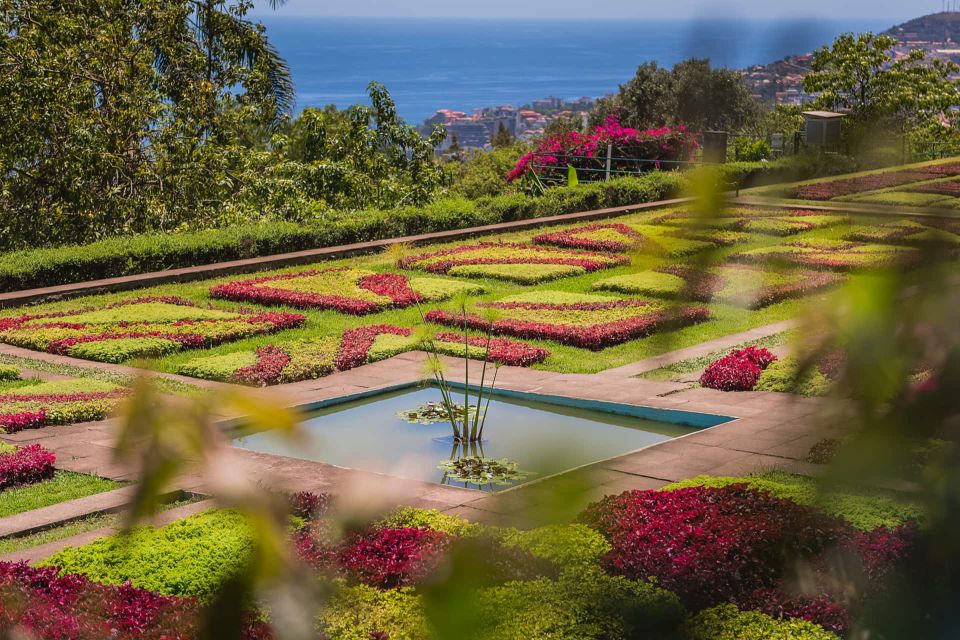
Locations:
683;604;839;640
699;347;777;391
494;524;611;568
755;357;833;397
473;567;686;640
0;444;56;489
733;138;772;162
663;471;924;532
0;365;20;381
318;583;428;640
336;527;453;589
41;510;256;598
379;507;483;537
286;491;333;521
579;485;850;610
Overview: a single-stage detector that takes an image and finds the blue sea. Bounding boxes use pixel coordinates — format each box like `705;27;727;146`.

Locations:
259;17;891;123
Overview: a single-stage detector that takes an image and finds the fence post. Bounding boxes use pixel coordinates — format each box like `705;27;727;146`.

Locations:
604;144;612;182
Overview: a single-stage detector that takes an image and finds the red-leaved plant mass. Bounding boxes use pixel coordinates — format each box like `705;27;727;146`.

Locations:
506;116;698;182
699;346;778;391
0;444;56;489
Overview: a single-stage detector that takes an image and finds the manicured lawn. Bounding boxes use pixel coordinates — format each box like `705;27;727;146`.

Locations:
0;470;123;518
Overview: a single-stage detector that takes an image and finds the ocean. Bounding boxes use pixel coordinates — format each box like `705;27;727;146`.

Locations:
258;17;892;123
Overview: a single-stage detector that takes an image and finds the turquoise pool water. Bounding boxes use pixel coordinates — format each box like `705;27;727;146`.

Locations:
233;386;725;491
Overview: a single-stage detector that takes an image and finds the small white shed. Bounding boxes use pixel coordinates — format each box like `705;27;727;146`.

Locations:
803;111;845;147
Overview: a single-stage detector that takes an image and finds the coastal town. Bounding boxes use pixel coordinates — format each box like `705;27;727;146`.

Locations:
421;12;960;150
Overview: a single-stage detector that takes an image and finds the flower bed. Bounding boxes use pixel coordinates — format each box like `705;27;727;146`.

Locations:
210;268;482;315
730;242;920;272
0;297;304;363
699;346;778;391
654;209;848;237
580;484;914;633
0;378;127;432
594;264;843;309
905;177;960;198
507;116;697;182
531;222;721;256
337;325;550;371
845;220;960;247
397;242;628;283
0;443;56;489
178;337;341;386
791;163;960;200
425;292;711;350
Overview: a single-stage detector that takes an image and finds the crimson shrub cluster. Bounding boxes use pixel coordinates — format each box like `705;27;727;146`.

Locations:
0;444;56;489
699;346;777;391
580;484;916;634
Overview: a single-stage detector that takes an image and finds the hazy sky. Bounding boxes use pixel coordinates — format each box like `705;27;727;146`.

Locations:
251;0;933;21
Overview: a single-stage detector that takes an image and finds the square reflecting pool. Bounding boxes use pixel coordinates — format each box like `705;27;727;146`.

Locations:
233;386;732;492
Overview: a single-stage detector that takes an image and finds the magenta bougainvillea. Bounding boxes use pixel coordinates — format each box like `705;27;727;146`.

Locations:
699;346;778;391
209;269;424;315
506;116;698;182
0;562;271;640
0;444;56;489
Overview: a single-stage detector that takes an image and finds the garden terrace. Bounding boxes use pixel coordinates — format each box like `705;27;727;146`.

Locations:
0;378;127;432
652;208;850;237
844;219;960;246
531;222;726;256
593;264;844;309
730;242;921;272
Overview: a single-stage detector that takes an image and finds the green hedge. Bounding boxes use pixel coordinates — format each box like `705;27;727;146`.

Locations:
683;604;839;640
0;173;684;294
720;154;859;191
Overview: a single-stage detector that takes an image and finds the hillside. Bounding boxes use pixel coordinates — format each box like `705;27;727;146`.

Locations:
886;11;960;43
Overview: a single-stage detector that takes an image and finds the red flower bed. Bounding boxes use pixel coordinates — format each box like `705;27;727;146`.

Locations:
0;444;55;489
233;346;292;386
507;116;697;182
0;562;270;640
0;410;45;433
337;527;453;589
433;332;550;367
0;297;197;332
426;304;711;351
580;485;850;611
209;269;423;315
336;324;412;371
336;324;550;370
905;178;960;197
531;223;653;253
793;164;960;200
700;347;778;392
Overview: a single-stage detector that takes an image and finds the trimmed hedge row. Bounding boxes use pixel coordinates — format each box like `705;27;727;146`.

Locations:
0;173;683;294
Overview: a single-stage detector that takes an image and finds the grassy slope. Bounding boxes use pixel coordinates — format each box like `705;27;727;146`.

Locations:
0;471;123;518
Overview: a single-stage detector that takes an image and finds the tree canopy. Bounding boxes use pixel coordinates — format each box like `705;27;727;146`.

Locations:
0;1;446;249
590;59;761;134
